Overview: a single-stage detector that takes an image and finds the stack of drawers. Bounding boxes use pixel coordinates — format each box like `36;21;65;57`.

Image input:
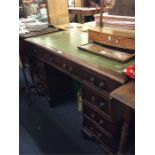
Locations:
81;28;135;154
81;84;122;153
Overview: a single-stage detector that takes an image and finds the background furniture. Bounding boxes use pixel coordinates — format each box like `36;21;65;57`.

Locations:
68;7;101;23
19;27;62;99
47;0;70;25
109;0;135;16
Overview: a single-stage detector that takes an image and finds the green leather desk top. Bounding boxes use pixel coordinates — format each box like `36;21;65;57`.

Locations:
26;31;134;83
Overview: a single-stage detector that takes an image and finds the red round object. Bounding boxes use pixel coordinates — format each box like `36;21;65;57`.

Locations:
124;65;135;79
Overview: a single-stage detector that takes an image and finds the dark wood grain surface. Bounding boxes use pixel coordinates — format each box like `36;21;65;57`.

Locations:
89;29;135;50
110;81;135;109
78;42;135;62
21;29;135;154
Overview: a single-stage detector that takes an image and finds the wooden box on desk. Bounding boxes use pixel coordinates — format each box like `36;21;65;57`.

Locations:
88;15;135;51
88;27;135;50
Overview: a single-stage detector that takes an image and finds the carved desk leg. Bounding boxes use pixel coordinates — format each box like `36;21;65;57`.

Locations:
117;122;129;155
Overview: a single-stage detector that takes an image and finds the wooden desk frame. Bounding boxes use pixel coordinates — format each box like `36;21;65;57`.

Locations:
20;30;135;155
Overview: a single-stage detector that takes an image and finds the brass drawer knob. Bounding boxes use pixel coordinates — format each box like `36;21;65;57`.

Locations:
62;63;66;68
115;40;119;43
98;133;102;138
68;67;73;72
99;82;105;89
99;102;105;109
91;96;95;103
33;49;37;54
99;120;104;125
109;96;112;100
108;35;111;41
44;54;50;59
90;127;94;131
90;77;95;83
49;57;53;61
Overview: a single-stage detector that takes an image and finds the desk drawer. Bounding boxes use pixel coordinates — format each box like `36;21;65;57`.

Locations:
30;47;83;81
83;116;116;150
83;102;116;134
82;85;111;116
53;56;82;80
81;69;121;93
52;55;118;94
30;46;53;62
89;30;135;50
30;47;120;93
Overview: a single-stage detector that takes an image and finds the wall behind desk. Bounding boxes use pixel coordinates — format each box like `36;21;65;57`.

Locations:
109;0;135;16
47;0;69;25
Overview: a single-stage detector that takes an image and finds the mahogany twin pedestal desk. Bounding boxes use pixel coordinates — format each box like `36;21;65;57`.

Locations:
20;28;135;154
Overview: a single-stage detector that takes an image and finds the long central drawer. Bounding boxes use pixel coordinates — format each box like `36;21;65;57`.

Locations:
29;45;121;95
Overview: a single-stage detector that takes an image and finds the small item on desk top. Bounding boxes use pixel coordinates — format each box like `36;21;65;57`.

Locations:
65;25;74;29
26;21;48;31
78;42;135;62
20;18;37;23
124;65;135;79
65;23;82;29
76;25;82;28
19;29;29;35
